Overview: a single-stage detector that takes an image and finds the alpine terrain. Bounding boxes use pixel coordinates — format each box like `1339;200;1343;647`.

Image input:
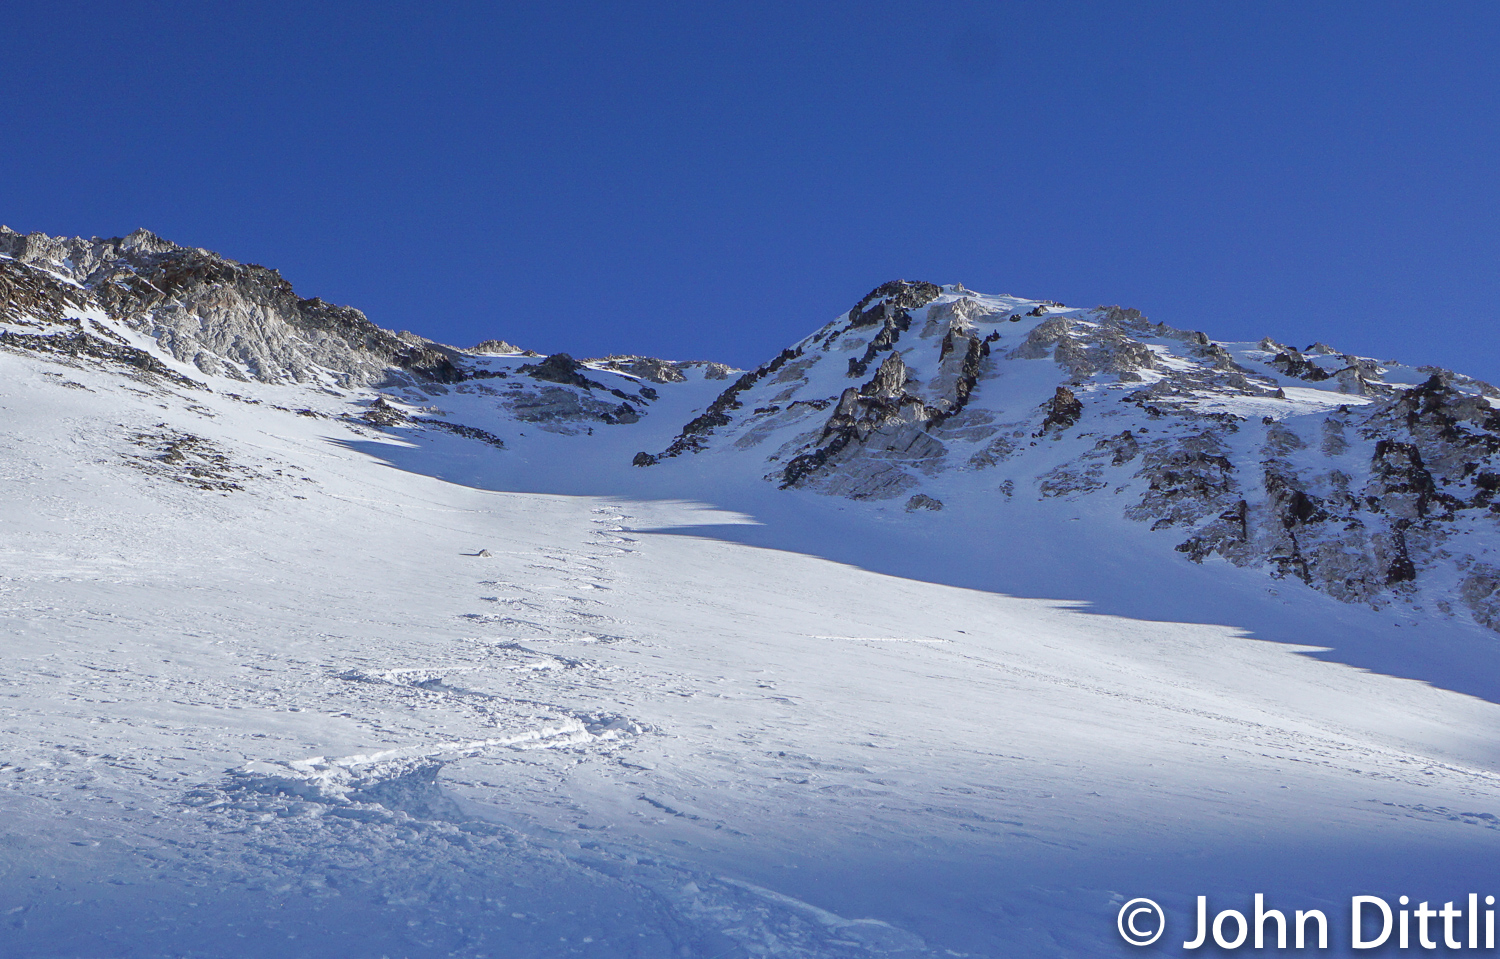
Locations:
4;227;1500;958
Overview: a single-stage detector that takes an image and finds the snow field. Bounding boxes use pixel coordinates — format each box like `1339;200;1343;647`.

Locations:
4;339;1500;956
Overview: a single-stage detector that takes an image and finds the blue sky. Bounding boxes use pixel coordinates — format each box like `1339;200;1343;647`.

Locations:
4;2;1498;377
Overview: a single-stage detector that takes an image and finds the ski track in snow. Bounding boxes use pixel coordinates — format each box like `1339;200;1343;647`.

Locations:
4;333;1500;957
0;356;970;955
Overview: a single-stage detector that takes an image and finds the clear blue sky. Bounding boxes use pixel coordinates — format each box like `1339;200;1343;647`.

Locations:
4;2;1499;377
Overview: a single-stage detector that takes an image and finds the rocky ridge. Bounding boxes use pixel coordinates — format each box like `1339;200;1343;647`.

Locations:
0;226;466;387
0;226;724;441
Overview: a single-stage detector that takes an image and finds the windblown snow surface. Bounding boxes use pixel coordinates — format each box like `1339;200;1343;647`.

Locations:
6;275;1500;957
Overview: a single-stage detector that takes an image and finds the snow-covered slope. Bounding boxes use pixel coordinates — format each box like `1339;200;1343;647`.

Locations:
6;233;1500;957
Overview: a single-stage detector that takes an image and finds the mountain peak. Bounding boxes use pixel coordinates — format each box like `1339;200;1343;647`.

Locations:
636;282;1500;633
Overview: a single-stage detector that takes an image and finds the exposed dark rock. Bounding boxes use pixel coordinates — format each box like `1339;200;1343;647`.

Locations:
1271;350;1331;382
1333;356;1385;396
1008;314;1157;380
1260;470;1330;582
1461;566;1500;631
126;426;249;492
1368;439;1453;520
604;402;640;425
503;386;642;431
847;302;915;378
649;347;804;461
1127;435;1237;530
1040;387;1083;433
412;417;507;449
1101;430;1140;466
780;351;935;491
846;280;942;328
1374;374;1500;444
685;360;734;381
1093;305;1150;331
362;397;408;427
586;355;689;384
925;336;988;428
470;339;521;354
862;352;908;397
0;258;89;324
0;327;202;388
1196;343;1242;372
396;343;463;383
1386;520;1417;584
780;432;854;489
1177;500;1249;562
358;398;505;449
518;353;605;389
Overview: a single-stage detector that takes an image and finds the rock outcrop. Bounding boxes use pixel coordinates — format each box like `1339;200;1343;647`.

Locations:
0;226;462;387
